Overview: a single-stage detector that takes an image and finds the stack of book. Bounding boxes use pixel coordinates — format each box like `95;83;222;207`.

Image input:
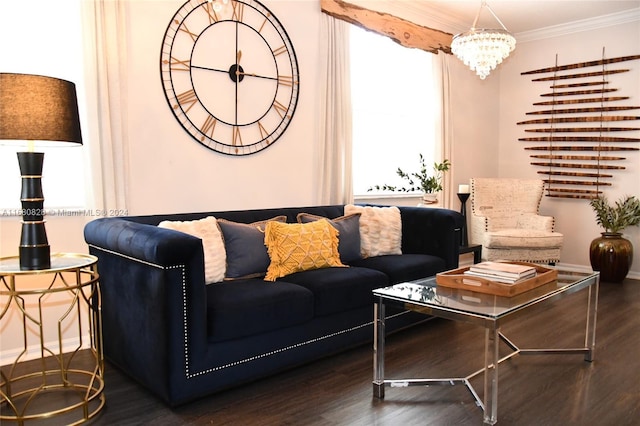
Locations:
463;261;537;284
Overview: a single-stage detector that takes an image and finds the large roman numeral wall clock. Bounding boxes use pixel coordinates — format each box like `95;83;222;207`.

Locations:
160;0;300;155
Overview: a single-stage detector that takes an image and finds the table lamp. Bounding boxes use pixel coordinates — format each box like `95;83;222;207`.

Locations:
0;73;83;270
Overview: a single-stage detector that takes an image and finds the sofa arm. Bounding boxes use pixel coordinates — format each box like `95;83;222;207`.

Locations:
84;217;207;265
398;206;464;270
84;218;208;403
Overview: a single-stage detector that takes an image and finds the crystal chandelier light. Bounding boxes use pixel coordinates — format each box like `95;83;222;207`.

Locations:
451;1;516;80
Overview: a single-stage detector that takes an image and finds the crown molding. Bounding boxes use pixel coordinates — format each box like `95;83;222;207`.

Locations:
516;8;640;43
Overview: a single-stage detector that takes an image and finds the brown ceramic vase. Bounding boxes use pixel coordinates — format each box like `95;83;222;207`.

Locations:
589;232;633;283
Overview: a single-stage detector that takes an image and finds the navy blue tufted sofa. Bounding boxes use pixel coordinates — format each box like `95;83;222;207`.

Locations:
84;204;463;406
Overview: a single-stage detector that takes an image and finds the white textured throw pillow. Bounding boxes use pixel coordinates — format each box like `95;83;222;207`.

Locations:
344;205;402;257
158;216;226;284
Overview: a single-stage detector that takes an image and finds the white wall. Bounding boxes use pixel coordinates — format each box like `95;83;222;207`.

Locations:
122;0;322;214
448;58;502;191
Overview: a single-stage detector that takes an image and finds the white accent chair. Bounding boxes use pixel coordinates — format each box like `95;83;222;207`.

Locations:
469;178;563;264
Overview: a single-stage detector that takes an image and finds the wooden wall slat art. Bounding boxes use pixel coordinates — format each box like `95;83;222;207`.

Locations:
521;55;640;74
521;136;639;142
524;146;638;151
519;51;640;199
526;127;639;132
527;106;640;115
540;88;618;96
533;97;629;105
551;82;609;88
518;116;640;124
538;171;613;177
531;69;629;81
530;155;626;160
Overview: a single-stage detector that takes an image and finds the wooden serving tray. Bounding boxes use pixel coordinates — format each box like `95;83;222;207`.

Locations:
435;262;558;297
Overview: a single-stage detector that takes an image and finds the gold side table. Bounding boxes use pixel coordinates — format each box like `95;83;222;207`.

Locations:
0;253;105;425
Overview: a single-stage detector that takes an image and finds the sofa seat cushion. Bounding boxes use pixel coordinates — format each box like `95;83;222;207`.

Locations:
205;280;314;342
484;229;564;249
349;254;446;284
278;267;389;316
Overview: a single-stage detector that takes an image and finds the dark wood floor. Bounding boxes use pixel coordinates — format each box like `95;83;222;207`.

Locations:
8;277;637;425
83;276;639;426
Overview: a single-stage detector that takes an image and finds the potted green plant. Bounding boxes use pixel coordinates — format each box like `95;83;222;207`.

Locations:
589;195;640;283
368;155;451;204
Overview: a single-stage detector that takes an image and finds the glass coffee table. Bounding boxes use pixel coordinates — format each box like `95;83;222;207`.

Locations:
372;269;599;425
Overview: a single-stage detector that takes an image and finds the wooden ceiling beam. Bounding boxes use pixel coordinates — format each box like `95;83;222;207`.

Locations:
320;0;453;54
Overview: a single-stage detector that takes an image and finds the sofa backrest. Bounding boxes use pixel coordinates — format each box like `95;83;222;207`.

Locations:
123;205;347;226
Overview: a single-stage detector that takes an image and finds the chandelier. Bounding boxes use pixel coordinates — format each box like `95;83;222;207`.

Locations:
451;1;516;80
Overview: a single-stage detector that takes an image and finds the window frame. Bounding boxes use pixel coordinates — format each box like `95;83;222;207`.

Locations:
349;25;438;199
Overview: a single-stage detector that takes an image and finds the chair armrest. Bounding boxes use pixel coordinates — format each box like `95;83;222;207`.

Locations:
516;213;555;231
470;213;518;239
487;215;519;230
469;214;488;246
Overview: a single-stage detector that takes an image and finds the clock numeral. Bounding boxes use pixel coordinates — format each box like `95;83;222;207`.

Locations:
272;45;288;57
233;126;243;146
272;100;288;119
200;115;217;140
232;1;244;22
203;3;220;24
258;13;272;33
258;121;270;141
175;89;198;113
277;75;296;87
177;22;198;42
169;56;190;71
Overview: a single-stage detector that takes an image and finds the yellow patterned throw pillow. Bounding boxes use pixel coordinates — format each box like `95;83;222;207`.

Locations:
264;219;345;281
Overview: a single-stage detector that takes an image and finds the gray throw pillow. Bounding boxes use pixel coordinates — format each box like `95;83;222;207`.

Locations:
296;213;362;263
217;216;286;279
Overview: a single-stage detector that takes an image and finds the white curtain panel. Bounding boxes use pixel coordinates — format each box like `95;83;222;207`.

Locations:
316;15;353;205
433;51;453;209
80;0;130;212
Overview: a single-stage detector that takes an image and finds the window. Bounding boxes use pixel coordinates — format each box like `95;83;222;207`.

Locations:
350;25;437;196
0;0;87;212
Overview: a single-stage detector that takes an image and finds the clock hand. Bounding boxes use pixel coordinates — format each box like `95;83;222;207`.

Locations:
235;50;243;81
191;65;228;73
235;71;278;81
190;64;280;84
